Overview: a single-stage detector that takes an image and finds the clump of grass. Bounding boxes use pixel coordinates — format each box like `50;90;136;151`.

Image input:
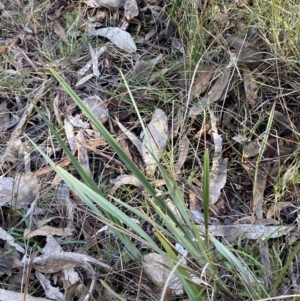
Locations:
2;0;300;300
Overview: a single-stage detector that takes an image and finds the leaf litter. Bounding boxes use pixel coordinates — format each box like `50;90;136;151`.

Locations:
1;0;300;300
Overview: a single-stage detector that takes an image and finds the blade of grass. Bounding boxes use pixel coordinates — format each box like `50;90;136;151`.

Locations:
30;100;103;197
155;230;202;301
49;68;178;221
27;135;144;258
203;149;210;243
100;280;127;301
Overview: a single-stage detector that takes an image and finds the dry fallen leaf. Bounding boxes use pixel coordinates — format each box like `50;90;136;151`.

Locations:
198;224;296;240
141;109;168;175
189;67;232;116
242;65;258;106
84;0;124;8
88;27;137;53
266;202;294;219
77;46;106;76
64;118;77;152
252;166;269;219
124;0;139;20
0;101;10;131
142;252;183;295
0;227;25;253
89;44;100;77
174;135;189;174
0;289;52;301
142;252;202;297
0;173;40;208
229;36;263;65
24;226;75;239
53;20;68;44
208;109;227;205
83;95;109;123
75;73;94;87
190;65;214;101
110;174;143;190
36;272;64;301
116;118;142;151
76;130;91;174
132;54;163;79
31;252;111;274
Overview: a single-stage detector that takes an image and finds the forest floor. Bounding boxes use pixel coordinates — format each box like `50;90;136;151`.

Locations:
0;0;300;300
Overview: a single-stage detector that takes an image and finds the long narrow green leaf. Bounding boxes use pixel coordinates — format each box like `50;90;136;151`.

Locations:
49;68;176;219
155;230;201;301
203;149;210;242
210;235;257;298
30;100;103;197
100;280;127;301
27;136;143;258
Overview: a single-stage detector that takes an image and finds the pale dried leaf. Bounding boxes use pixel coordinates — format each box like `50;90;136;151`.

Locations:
209;109;227;205
229;36;263;64
110;174;143;190
141;109;168;175
143;252;202;296
189;68;232;116
174;135;189;174
64;281;88;301
132;54;163;78
89;44;100;77
36;272;64;301
171;38;185;55
190;210;205;225
232;134;246;144
124;0;139;20
266;202;293;219
172;106;184;138
142;252;183;295
67;114;89;128
4;138;30;163
273;111;293;130
64;118;76;152
76;130;90;173
42;236;80;288
190;65;214;100
88;27;137;53
0;289;52;301
258;239;273;287
208;68;232;102
84;0;124;8
149;67;169;82
0;101;10;131
53;20;68;43
83;95;108;123
243;140;260;157
198;224;295;240
30;252;111;274
165;199;181;221
0;173;39;208
115;118;142;151
78;46;106;76
43;236;62;254
253;165;269;219
145;29;156;41
243;65;258;106
194;120;211;138
25;226;75;239
0;227;25;253
75;73;94;87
